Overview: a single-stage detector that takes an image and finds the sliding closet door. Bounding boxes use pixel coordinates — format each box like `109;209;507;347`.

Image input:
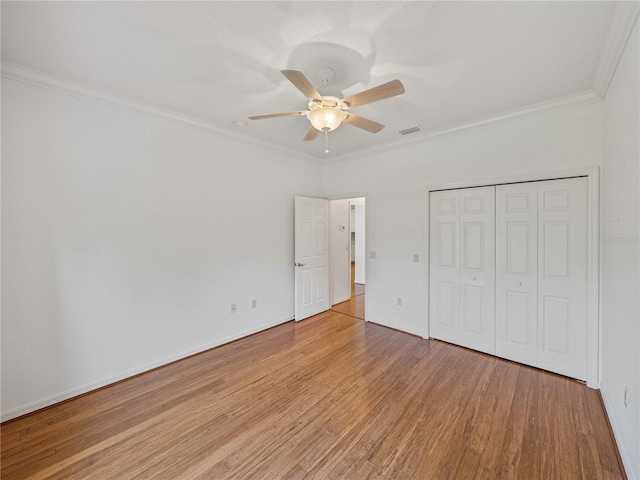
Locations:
429;190;460;344
537;177;588;380
430;187;495;354
495;183;538;366
458;187;495;354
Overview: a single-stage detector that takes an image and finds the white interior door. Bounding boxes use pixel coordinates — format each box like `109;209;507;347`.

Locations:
295;196;330;321
495;178;588;380
537;177;588;380
458;186;496;354
429;187;496;354
496;183;538;365
429;190;460;344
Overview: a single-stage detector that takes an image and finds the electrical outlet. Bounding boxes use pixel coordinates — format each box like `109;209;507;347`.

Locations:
397;297;403;306
413;254;420;263
624;387;630;408
251;299;257;308
370;251;377;259
231;303;237;313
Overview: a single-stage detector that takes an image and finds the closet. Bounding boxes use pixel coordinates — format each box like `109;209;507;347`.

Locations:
429;177;588;381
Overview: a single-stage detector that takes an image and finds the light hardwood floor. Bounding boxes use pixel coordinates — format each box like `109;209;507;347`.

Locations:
330;289;365;320
330;263;365;320
1;311;625;479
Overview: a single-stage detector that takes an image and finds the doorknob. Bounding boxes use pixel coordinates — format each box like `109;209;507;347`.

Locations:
471;276;477;281
295;262;307;267
516;281;522;286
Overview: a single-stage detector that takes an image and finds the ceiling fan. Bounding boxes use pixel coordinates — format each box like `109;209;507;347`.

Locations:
249;70;405;142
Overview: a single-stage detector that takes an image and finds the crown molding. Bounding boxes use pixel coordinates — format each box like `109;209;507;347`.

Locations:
593;1;640;98
0;62;605;164
1;63;319;163
328;89;602;163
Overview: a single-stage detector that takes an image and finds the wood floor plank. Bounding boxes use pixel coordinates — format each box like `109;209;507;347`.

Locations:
496;366;532;478
1;311;626;480
330;293;365;319
585;388;628;478
556;377;585;479
331;265;365;320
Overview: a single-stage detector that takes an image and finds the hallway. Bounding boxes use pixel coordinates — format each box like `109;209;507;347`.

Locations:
330;263;365;320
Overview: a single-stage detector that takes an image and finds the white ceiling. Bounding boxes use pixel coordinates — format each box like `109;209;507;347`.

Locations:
0;1;624;160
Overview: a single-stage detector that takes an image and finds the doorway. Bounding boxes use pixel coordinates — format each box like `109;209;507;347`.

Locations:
329;197;365;320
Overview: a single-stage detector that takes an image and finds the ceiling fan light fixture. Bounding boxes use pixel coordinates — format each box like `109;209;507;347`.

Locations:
307;107;347;132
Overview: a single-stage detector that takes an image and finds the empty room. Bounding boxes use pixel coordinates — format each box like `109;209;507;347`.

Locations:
1;1;639;479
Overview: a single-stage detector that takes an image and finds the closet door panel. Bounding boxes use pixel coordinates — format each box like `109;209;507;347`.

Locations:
537;177;588;380
495;183;538;366
431;177;589;382
429;190;460;343
458;187;495;354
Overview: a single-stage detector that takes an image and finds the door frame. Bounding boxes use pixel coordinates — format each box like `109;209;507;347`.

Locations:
328;193;368;321
424;167;600;388
352;200;366;286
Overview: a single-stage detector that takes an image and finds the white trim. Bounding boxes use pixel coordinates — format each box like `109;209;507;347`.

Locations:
2;63;602;165
586;170;601;389
367;318;424;339
0;315;293;422
0;63;318;163
601;389;634;478
364;197;370;322
326;90;602;163
3;0;638;165
425;167;600;389
326;193;369;321
593;1;640;99
422;188;431;339
417;91;601;141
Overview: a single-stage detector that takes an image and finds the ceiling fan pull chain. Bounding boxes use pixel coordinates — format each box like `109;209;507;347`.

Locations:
324;130;330;155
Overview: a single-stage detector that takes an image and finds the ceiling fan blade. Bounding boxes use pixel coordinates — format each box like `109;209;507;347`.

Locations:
342;79;405;109
281;70;323;103
343;113;385;133
303;126;320;141
248;111;308;120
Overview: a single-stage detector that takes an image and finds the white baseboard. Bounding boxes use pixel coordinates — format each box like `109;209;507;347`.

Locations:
601;388;635;479
1;315;293;422
367;317;424;339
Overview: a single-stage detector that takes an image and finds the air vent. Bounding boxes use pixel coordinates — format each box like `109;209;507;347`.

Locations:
399;126;421;135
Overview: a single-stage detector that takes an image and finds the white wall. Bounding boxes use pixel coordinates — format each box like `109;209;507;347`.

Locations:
1;78;323;420
324;103;604;337
330;198;351;305
601;19;640;478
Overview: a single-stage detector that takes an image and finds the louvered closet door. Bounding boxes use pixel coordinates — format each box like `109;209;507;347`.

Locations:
537;177;588;380
429;187;495;354
495;183;538;366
